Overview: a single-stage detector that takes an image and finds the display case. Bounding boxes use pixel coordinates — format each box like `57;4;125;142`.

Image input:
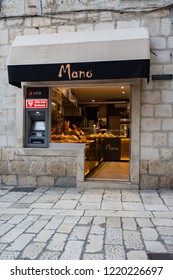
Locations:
85;138;103;176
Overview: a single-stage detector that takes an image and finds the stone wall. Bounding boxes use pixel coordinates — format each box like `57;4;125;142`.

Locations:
1;1;173;17
0;0;173;189
0;147;78;187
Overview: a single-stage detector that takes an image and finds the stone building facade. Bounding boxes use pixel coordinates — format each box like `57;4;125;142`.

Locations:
0;0;173;189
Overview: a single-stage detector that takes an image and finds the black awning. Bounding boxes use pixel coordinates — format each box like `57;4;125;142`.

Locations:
7;28;150;88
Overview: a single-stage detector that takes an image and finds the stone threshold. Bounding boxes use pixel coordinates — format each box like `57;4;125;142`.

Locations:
77;179;138;189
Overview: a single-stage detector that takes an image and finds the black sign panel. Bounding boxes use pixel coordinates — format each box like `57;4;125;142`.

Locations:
8;59;150;88
26;87;49;99
103;138;121;161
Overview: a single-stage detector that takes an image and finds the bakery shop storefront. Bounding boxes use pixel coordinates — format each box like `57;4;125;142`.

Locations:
7;28;150;188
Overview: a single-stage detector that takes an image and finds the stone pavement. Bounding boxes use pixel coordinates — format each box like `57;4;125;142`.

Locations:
0;185;173;260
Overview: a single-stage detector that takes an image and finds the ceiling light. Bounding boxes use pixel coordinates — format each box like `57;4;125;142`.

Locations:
91;99;95;102
122;91;125;94
121;86;124;89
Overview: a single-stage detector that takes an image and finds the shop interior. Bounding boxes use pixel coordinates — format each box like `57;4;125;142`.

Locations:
51;85;131;180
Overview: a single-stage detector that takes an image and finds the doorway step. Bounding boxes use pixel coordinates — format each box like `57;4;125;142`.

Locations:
77;180;138;189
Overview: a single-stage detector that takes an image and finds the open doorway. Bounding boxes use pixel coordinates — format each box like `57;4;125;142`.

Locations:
51;84;131;181
70;85;130;181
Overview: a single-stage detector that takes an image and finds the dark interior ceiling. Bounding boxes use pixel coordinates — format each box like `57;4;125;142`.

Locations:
71;85;130;104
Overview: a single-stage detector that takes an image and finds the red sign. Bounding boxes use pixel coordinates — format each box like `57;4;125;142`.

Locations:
26;99;48;108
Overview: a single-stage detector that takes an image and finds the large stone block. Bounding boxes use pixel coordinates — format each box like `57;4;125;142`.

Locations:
0;161;8;174
46;161;66;176
140;160;149;175
162;118;173;131
76;23;94;31
168;132;173;147
95;22;114;30
0;20;4;29
37;176;55;187
2;148;15;160
141;18;160;36
7;135;17;148
117;20;140;29
0;30;9;45
168;36;173;48
5;18;23;27
141;147;159;160
2;120;16;135
152;50;171;63
55;176;76;188
162;90;173;103
0;45;9;57
164;64;173;74
0;109;6;120
161;18;172;36
155;104;172;117
9;160;30;175
24;18;32;27
2;97;16;109
99;11;113;21
153;133;167;147
1;0;25;16
149;161;166;175
141;104;154;117
9;28;23;44
58;25;76;33
0;135;7;147
40;27;58;34
32;17;51;27
160;148;173;160
140;133;153;147
151;37;167;49
2;175;17;186
150;64;162;75
66;161;76;177
140;175;158;189
23;28;39;35
30;161;46;175
159;176;171;189
141;91;161;104
141;118;161;132
18;175;37;186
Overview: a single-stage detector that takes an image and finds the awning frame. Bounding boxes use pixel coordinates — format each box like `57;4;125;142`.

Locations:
7;28;150;87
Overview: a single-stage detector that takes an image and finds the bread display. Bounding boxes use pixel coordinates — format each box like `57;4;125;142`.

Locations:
51;120;122;143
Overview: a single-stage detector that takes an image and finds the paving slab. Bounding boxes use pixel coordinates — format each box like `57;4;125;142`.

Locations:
0;186;172;260
127;250;148;260
105;244;125;259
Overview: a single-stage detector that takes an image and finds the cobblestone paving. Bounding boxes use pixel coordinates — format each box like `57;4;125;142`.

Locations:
0;186;173;260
